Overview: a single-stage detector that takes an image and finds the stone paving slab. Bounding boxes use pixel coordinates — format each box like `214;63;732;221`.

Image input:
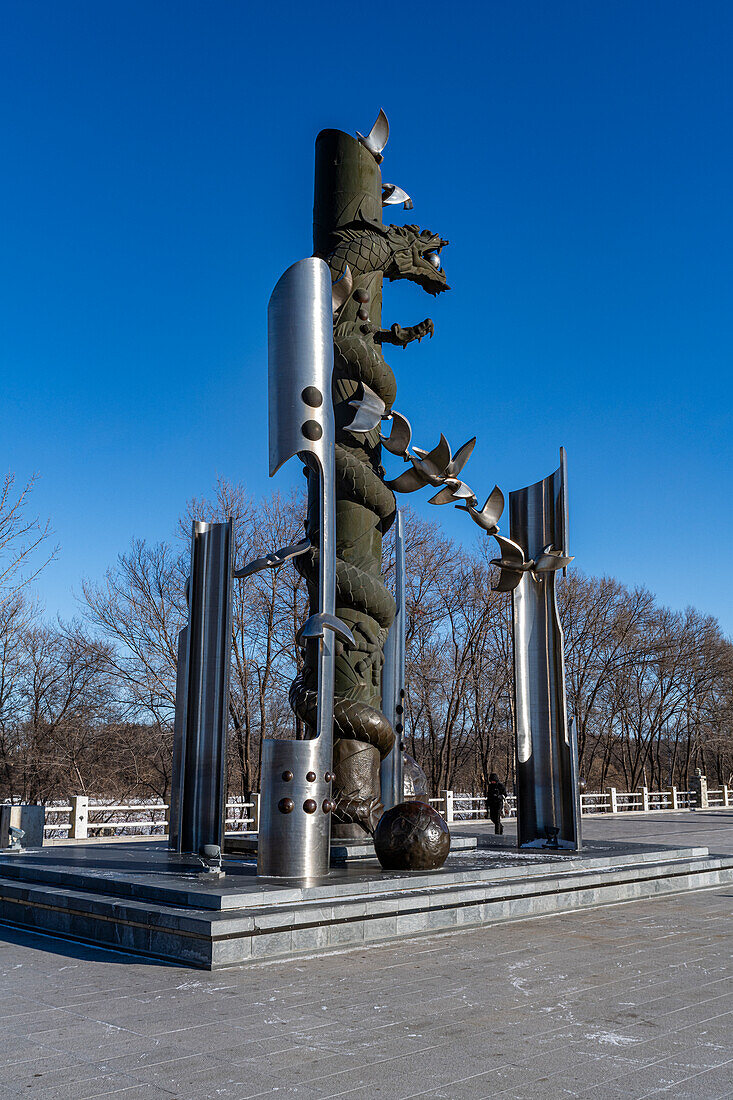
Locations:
1;864;732;1098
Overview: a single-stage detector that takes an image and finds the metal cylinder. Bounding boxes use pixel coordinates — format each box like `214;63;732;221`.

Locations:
169;520;233;855
258;732;334;879
380;510;405;810
510;449;580;850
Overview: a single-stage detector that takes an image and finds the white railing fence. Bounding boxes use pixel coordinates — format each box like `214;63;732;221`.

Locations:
432;783;729;824
22;782;732;840
43;794;259;841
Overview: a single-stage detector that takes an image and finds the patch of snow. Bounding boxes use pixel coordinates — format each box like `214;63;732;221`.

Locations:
585;1030;640;1046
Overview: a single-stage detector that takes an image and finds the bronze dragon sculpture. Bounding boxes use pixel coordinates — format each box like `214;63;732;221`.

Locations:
291;207;449;835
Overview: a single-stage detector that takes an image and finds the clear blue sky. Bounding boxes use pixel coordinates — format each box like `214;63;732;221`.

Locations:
2;1;732;634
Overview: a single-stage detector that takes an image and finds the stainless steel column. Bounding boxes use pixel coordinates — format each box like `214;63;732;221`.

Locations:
169;520;233;854
258;256;342;879
510;448;580;849
380;509;405;810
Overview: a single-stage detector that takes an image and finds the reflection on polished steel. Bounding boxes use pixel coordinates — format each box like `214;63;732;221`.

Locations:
380;510;406;810
509;447;580;850
169;521;233;855
258;256;341;879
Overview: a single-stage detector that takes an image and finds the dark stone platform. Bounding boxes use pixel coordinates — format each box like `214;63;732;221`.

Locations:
1;837;731;969
224;832;477;862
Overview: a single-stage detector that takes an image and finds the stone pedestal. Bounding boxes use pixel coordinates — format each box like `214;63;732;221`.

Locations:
0;805;45;848
689;770;708;809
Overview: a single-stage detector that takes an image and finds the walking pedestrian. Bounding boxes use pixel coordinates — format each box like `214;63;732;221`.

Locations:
486;772;507;834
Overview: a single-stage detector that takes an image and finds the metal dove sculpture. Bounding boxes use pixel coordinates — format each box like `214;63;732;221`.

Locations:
385;433;476;497
346;384;387;434
382;183;413;210
380;410;413;456
346;385;477;503
534;544;575;572
233;538;311;579
453;485;505;535
356;108;389;163
490;535;535;593
346;383;414;458
489;538;575;593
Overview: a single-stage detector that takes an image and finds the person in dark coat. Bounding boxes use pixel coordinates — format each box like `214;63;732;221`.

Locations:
486;772;507;834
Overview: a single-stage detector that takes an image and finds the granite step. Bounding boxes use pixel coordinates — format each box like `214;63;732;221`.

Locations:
0;843;731;969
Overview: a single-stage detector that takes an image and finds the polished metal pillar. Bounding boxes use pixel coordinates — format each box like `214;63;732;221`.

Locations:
169;520;233;855
258;256;345;879
510;448;580;849
380;509;405;810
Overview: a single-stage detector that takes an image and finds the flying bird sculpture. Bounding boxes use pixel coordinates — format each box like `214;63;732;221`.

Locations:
534;545;575;572
382;183;413;210
490;535;535;593
234;538;311;579
385;433;476;499
380;410;413;457
356;109;389;163
346;383;414;458
347;383;386;433
454;485;505;535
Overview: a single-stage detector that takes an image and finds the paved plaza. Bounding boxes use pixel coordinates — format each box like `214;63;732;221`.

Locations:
1;812;732;1100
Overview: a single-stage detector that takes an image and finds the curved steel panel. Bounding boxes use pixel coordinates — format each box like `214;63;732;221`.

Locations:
259;256;338;878
257;739;333;880
509;450;580;849
267;257;334;477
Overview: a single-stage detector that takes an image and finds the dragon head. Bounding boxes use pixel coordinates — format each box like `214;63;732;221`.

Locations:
384;225;450;295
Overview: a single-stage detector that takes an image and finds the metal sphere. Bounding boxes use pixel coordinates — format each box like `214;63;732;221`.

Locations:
374;801;451;871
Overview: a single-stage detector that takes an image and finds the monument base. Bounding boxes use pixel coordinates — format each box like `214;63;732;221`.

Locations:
223;833;477;863
1;839;732;969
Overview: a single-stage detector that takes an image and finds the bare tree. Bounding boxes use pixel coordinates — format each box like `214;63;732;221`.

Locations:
0;472;57;612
